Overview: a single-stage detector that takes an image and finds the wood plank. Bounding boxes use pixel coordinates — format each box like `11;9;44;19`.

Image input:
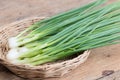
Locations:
0;0;119;80
97;70;120;80
49;44;120;80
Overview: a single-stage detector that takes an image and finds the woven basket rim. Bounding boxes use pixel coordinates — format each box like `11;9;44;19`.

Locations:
0;17;46;32
0;17;90;69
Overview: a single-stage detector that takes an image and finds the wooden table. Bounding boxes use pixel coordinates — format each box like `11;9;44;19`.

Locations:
0;0;119;80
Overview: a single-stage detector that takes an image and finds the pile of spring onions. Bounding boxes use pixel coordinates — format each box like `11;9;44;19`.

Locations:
7;0;120;66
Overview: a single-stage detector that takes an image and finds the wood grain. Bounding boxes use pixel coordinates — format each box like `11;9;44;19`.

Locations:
0;0;119;80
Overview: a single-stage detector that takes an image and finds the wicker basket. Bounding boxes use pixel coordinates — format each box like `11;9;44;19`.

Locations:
0;17;90;80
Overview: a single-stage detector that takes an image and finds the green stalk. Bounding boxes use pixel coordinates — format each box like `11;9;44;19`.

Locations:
18;10;120;59
8;0;120;66
19;22;120;63
17;0;107;46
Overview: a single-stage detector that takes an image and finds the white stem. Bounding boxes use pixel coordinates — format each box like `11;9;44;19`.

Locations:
8;37;18;48
7;47;29;64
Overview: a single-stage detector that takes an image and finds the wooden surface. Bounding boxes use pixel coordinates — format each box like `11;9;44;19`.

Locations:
0;0;120;80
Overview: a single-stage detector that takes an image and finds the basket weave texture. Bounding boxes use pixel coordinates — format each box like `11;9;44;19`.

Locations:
0;17;90;80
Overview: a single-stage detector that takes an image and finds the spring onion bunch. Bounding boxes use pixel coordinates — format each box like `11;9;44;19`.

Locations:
7;0;120;66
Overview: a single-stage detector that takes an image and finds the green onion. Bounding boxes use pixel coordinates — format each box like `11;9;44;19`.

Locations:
7;0;120;66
